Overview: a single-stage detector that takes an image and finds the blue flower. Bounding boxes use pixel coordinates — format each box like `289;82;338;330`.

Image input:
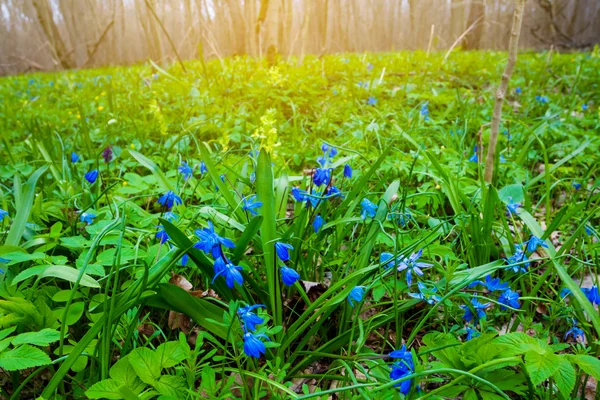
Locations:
367;63;374;72
565;321;585;342
71;152;80;163
585;225;594;236
389;210;412;227
328;147;338;158
526;235;548;253
291;187;307;202
560;288;571;299
468;275;509;292
164;211;177;222
0;209;8;222
157;190;182;209
469;146;478;163
281;266;300;286
243;332;269;358
200;161;208;174
380;252;397;269
506;198;521;215
237;304;265;332
515;87;522;94
326;186;342;198
180;253;189;266
572;181;581;190
344;164;352;178
194;221;236;258
156;227;169;244
313;168;332;186
367;96;377;106
212;257;244;288
242;195;263;216
582;285;599;305
460;297;490;323
389;345;414;395
178;162;193;180
408;282;441;304
465;325;480;341
360;198;378;219
535;95;549;103
505;244;530;273
250;172;256;184
396;249;433;286
80;212;96;225
321;144;329;152
420;102;429;121
85;170;99;184
275;242;294;262
313;215;324;233
348;286;365;307
582;104;588;111
102;147;113;163
498;289;521;310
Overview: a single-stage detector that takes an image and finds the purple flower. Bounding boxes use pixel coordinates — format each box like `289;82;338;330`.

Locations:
102;147;113;163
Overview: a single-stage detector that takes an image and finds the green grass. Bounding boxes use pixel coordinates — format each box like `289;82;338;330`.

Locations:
0;50;599;399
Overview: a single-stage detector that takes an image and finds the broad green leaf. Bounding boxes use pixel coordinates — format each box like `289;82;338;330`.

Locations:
13;265;100;288
156;341;186;368
153;375;187;397
128;149;174;192
85;379;123;399
56;302;85;325
498;184;524;204
128;347;161;385
524;350;560;386
552;356;576;398
566;354;600;380
0;344;52;371
11;328;60;346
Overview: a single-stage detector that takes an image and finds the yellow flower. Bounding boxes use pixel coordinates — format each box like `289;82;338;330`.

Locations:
435;184;441;190
97;106;104;111
129;143;135;149
76;114;81;119
123;181;128;186
101;91;106;96
252;109;280;155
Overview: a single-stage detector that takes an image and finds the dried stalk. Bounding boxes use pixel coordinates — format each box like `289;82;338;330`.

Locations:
484;0;525;183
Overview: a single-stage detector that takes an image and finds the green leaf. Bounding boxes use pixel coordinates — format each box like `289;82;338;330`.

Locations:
153;375;187;397
524;350;561;386
552;356;576;398
156;341;186;368
128;347;161;385
566;354;600;380
13;265;100;288
11;328;61;346
150;283;227;340
0;344;52;371
256;150;281;330
498;184;524;204
4;166;48;248
56;302;85;326
492;332;546;356
110;357;142;387
128;149;174;192
85;379;124;399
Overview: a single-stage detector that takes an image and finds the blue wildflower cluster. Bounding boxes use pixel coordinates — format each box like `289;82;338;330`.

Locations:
505;235;548;274
193;221;243;289
276;241;300;286
237;304;271;358
389;345;416;396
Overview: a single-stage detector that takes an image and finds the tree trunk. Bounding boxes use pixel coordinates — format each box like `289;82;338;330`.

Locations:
465;0;485;49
